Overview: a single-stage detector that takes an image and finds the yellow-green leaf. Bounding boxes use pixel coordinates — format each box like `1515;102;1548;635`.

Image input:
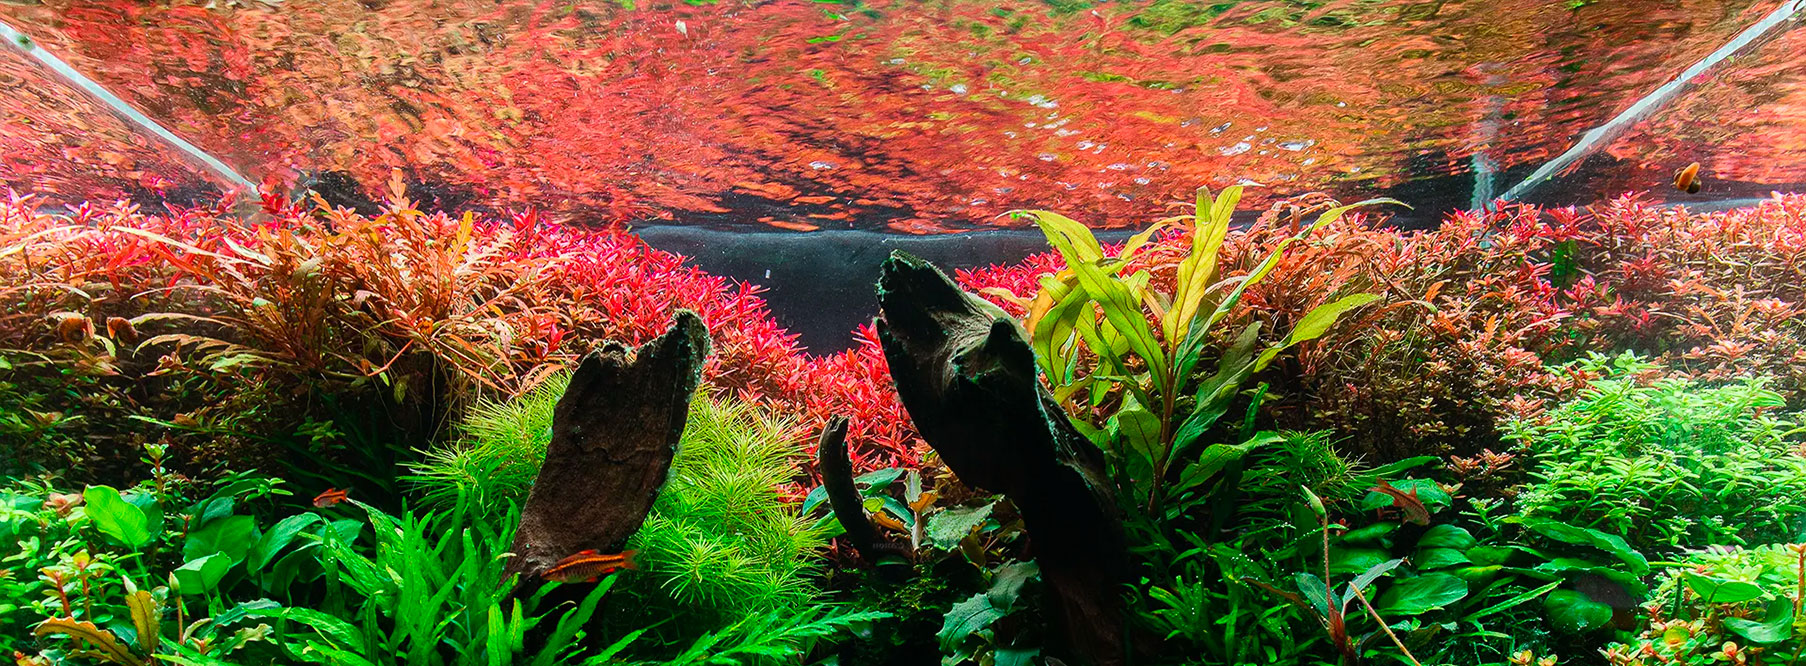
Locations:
125;587;160;655
33;618;144;666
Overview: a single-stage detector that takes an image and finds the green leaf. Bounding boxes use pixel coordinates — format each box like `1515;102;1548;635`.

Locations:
1337;522;1398;547
248;605;368;654
174;553;233;595
1348;559;1406;596
986;561;1040;612
1543;589;1612;633
83;485;157;549
1723;598;1794;644
854;467;906;490
1415;548;1472;570
1329;548;1394;576
185;515;258;565
1520;518;1649;574
1294;572;1332;618
937;593;1005;651
1465;546;1515;567
1375;573;1468;616
926;504;994;551
1255;293;1381;370
249;513;322;572
1465;580;1561;622
1681;572;1766;604
1417;525;1477;550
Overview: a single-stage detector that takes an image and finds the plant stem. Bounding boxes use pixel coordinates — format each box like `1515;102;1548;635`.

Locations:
1350;584;1422;666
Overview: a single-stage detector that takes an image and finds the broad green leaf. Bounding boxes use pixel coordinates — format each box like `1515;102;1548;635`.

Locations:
937;592;1006;651
1723;598;1794;644
1519;518;1649;574
926;504;995;551
249;513;321;572
1543;589;1612;633
986;561;1040;612
1418;525;1478;550
1465;546;1515;566
854;467;907;490
83;485;156;549
1294;572;1332;618
1348;559;1406;596
1329;548;1393;576
186;514;258;565
1415;548;1472;570
174;553;233;595
1337;522;1398;547
1375;573;1468;616
1681;572;1765;604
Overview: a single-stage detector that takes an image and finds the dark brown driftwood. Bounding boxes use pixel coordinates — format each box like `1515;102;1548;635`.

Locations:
506;311;710;582
815;415;880;559
875;251;1129;666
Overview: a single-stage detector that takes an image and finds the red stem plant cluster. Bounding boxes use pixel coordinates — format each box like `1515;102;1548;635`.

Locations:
0;185;919;482
9;186;1806;483
961;193;1806;462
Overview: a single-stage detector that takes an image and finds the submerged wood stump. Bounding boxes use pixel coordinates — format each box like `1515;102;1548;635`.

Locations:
875;251;1129;666
506;311;709;582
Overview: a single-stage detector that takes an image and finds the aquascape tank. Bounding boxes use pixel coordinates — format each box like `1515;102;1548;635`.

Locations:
3;1;1806;665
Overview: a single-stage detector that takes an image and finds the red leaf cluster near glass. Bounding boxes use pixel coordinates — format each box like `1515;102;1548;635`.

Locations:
956;192;1806;461
4;0;1802;229
0;189;920;477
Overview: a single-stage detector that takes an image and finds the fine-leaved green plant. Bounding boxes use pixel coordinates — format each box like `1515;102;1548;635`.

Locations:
1507;356;1806;550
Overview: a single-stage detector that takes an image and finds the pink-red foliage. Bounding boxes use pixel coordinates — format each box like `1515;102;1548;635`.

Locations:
0;188;919;480
960;193;1806;461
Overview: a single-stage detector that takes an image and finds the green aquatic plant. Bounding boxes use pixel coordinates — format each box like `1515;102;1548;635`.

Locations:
1008;185;1396;518
1506;356;1806;551
415;381;836;643
627;398;826;618
413;374;566;511
1603;543;1806;666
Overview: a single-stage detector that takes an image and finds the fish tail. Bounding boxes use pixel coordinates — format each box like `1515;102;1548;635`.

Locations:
619;550;639;570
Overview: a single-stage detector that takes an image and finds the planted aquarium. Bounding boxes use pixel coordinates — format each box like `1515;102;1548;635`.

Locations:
3;0;1806;664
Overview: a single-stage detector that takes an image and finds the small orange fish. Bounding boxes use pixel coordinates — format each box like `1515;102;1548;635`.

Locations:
542;549;638;583
1674;162;1702;194
312;488;349;508
1369;479;1431;525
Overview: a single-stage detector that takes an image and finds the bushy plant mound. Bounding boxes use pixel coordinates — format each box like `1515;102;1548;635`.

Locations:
1604;543;1806;665
962;193;1806;462
415;378;826;624
0;190;918;484
1507;354;1806;551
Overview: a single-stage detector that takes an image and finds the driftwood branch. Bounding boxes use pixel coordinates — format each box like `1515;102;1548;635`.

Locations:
875;251;1128;666
816;415;881;560
506;311;710;582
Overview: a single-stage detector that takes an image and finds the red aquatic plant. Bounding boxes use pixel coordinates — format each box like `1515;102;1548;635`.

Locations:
0;186;920;479
957;192;1806;461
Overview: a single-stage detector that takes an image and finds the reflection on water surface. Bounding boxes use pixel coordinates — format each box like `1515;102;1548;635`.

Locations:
1;0;1804;229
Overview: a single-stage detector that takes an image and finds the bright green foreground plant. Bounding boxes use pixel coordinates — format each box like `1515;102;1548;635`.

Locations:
1507;354;1806;550
414;382;843;649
